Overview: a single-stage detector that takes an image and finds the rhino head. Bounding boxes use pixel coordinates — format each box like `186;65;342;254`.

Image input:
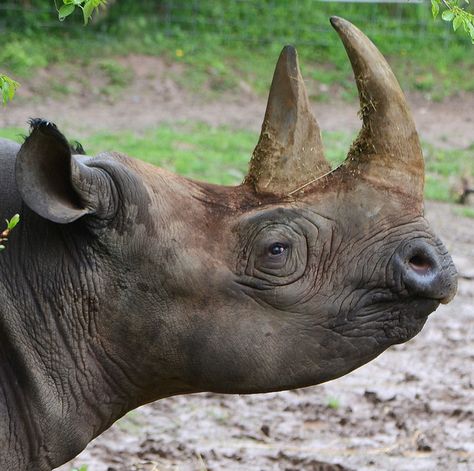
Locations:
3;17;456;469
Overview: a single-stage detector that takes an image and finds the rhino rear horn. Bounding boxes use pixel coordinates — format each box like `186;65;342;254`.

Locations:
16;119;112;224
245;46;331;195
330;17;424;201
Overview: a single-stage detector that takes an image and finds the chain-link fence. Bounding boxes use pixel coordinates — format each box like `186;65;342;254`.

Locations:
0;0;465;51
158;0;455;47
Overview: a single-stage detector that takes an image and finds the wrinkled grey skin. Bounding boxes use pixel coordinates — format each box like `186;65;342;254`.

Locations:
0;120;457;470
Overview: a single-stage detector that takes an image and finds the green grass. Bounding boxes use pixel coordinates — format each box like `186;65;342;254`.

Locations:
455;206;474;218
1;123;472;205
97;59;133;96
1;1;474;100
81;123;257;185
0;128;24;142
326;396;341;410
423;143;474;202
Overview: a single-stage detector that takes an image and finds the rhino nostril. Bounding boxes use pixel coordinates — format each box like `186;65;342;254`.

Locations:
408;253;433;275
397;240;457;304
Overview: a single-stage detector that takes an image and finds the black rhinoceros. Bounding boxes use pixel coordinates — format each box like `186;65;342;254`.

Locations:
0;17;457;470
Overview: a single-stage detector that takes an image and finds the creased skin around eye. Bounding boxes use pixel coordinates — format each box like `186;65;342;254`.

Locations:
244;224;307;285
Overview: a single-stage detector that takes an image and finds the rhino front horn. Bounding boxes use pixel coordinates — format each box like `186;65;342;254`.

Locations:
330;16;424;202
245;46;331;195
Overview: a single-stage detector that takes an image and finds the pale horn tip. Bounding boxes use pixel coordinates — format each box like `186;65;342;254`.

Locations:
329;16;346;30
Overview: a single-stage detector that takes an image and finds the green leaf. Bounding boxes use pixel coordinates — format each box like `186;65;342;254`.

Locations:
0;75;20;105
442;10;455;22
82;1;96;25
463;19;470;32
453;15;463;31
2;81;10;105
468;21;474;38
58;4;75;21
431;0;440;18
0;245;5;251
6;214;20;230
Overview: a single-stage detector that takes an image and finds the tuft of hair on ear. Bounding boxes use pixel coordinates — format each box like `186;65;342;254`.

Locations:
27;118;67;146
26;118;85;155
20;120;53;143
70;140;86;155
28;118;58;132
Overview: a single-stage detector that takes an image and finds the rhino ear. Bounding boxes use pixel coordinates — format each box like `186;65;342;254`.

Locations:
16;119;109;224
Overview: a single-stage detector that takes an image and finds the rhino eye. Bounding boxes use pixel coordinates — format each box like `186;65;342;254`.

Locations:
268;242;288;256
241;223;307;286
260;240;291;270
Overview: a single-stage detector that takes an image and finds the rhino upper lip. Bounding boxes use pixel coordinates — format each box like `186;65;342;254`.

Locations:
438;291;457;305
351;293;440;322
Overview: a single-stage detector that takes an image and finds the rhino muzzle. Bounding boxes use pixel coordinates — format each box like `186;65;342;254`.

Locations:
394;238;458;305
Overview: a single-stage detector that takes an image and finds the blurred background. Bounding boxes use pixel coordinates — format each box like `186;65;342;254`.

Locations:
1;2;473;470
1;0;473;203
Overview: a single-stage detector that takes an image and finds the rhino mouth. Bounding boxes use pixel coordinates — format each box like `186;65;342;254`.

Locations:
355;296;440;320
369;297;439;342
334;295;440;344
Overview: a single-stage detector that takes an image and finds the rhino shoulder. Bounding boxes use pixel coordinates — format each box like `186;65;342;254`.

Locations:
0;138;21;160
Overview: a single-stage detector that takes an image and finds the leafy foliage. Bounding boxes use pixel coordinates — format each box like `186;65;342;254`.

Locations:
431;0;474;42
0;214;20;252
56;0;107;25
0;75;20;105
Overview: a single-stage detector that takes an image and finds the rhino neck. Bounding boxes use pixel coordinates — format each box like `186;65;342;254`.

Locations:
0;139;22;223
0;212;139;470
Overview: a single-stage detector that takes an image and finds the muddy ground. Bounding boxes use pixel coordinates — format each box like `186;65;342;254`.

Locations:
2;56;472;471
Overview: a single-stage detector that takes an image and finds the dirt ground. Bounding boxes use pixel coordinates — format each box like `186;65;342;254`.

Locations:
2;56;472;471
1;55;474;150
